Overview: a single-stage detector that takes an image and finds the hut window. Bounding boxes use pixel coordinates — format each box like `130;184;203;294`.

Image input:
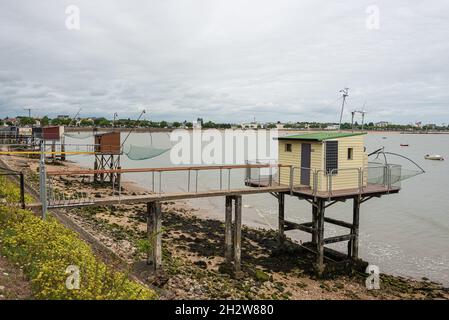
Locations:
285;143;292;152
325;141;338;174
347;148;354;160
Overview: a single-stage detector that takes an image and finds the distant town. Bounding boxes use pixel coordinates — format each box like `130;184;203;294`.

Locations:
1;114;448;132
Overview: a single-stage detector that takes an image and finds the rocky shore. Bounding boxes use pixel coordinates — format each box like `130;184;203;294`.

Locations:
1;154;448;300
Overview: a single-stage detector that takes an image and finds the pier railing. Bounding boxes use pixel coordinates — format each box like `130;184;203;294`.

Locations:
45;163;292;208
245;161;402;197
43;161;402;208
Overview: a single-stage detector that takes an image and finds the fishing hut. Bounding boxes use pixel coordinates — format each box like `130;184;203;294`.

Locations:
93;131;121;186
247;132;401;274
42;126;65;161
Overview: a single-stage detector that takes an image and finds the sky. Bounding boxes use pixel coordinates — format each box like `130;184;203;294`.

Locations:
0;0;448;124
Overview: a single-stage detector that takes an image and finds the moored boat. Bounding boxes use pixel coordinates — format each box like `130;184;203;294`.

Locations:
425;154;444;161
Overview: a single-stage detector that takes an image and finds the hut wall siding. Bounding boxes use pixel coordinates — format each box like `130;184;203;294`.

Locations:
278;135;368;192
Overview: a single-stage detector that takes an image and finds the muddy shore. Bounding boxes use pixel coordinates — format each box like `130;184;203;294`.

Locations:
1;154;448;300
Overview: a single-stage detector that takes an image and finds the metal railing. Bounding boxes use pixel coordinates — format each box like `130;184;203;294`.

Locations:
287;163;401;197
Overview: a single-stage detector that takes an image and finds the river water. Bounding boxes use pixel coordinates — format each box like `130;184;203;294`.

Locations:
65;131;449;285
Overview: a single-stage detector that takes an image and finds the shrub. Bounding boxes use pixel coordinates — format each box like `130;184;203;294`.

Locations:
0;176;157;300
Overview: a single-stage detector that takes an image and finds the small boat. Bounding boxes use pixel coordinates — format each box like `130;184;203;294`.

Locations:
400;144;409;147
425;154;444;161
382;137;387;139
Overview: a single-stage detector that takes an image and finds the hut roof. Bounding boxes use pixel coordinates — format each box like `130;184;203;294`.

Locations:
276;132;366;142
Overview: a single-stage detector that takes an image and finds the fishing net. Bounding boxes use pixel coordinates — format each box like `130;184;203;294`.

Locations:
64;132;94;139
124;144;170;160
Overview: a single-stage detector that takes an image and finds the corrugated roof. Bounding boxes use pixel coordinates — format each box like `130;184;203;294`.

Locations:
276;132;366;142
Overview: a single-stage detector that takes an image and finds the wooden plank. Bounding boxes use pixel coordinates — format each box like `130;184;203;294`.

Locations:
323;234;354;244
324;216;353;229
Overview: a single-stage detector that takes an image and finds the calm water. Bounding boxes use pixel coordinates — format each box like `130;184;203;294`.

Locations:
65;132;449;285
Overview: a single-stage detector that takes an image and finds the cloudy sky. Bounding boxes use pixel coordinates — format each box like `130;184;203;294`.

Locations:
0;0;448;124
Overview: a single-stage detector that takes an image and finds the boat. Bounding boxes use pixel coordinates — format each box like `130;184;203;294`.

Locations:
425;154;444;161
400;144;409;147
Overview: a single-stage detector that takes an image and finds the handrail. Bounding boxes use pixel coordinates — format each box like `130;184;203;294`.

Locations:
47;163;291;176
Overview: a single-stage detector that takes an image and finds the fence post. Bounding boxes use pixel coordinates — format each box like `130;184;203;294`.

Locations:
19;172;25;209
39;141;47;219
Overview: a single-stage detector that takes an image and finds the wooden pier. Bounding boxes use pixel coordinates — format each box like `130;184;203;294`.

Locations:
34;163;401;277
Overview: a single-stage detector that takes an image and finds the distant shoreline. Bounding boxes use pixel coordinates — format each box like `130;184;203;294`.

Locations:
64;126;449;134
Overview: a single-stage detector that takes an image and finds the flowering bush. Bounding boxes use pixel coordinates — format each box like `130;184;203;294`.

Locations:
0;176;157;300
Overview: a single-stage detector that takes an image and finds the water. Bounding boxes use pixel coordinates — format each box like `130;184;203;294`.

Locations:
65;131;449;285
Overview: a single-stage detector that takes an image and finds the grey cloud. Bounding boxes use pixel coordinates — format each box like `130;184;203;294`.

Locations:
0;0;448;124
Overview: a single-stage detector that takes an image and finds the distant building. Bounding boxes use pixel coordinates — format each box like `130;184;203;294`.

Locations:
3;117;17;125
275;123;285;130
325;124;339;130
57;115;70;120
241;122;261;129
375;121;389;128
193;118;203;129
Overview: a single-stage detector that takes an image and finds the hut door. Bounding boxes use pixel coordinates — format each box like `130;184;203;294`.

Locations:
300;143;311;185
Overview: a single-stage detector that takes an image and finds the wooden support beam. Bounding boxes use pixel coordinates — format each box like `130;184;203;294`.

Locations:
224;196;233;263
284;221;314;234
323;234;354;244
311;203;318;244
147;201;162;271
316;199;325;276
146;202;153;265
351;196;360;259
324;199;345;209
278;193;285;247
324;216;353;229
233;195;243;278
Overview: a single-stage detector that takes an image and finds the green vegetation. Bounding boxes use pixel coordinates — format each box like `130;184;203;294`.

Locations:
0;176;157;300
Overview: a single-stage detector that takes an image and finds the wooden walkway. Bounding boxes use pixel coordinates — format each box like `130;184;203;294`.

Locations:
29;185;292;209
32;164;402;277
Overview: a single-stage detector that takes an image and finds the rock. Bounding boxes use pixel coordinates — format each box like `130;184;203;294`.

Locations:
254;269;270;282
0;286;5;291
194;260;208;269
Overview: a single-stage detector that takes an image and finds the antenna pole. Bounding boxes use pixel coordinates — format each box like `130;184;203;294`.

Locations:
113;112;118;128
351;111;355;132
338;88;349;131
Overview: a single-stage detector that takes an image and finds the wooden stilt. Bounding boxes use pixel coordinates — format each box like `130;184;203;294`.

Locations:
233;195;243;277
311;202;318;244
224;195;233;263
146;202;153;265
351;196;360;259
61;143;66;161
147;201;162;271
93;156;98;182
278;193;285;247
316;199;325;276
